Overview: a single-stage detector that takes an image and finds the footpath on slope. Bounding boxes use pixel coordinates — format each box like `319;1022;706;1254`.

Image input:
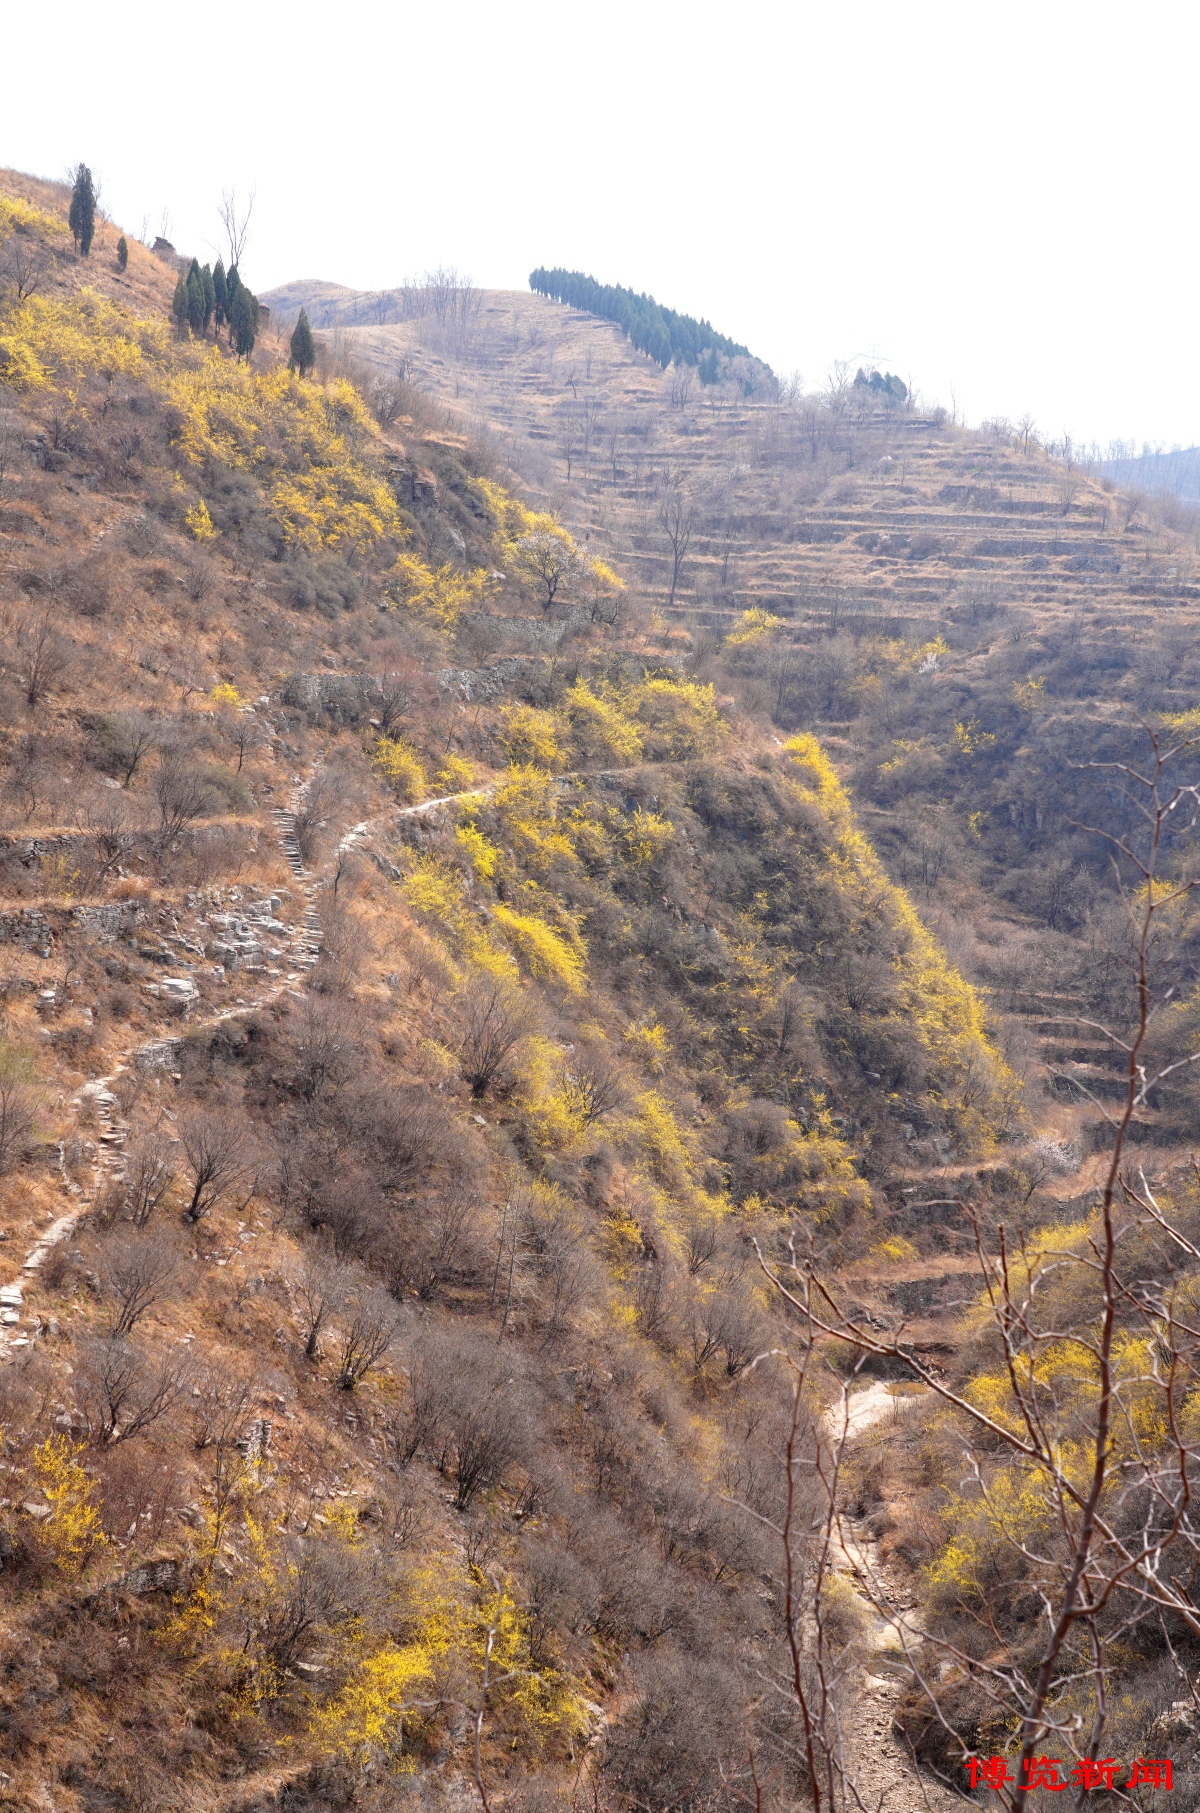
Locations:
824;1382;962;1813
0;781;322;1359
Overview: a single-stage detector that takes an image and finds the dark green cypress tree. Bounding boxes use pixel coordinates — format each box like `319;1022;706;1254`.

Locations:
186;261;205;333
171;272;190;335
201;265;215;332
68;164;97;256
289;308;316;378
225;266;241;343
116;236;128;272
231;282;258;359
212;260;228;328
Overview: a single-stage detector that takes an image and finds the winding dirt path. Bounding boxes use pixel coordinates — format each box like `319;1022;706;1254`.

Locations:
824;1383;961;1813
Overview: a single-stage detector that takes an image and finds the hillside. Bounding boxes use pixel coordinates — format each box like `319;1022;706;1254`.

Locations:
0;171;1036;1813
253;272;1200;1803
267;277;1200;1180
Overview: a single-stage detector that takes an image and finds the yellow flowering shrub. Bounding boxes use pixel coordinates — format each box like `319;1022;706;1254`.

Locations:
25;1436;107;1576
0;192;67;238
492;903;586;993
725;607;782;646
387;552;490;626
373;735;428;803
563;679;644;765
498;704;566;771
187;500;217;541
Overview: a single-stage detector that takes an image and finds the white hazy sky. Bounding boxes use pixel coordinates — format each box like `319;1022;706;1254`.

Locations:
3;0;1195;450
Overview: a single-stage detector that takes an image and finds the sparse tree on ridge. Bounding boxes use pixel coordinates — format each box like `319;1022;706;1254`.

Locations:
69;164;96;256
289;308;316;378
218;188;255;272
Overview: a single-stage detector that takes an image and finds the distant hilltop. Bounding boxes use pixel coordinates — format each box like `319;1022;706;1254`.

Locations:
527;266;768;383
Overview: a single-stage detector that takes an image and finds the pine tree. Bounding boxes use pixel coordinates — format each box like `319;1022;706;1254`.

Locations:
231;282;258;359
289;308;316;378
171;272;190;336
212;260;228;328
186;260;205;334
116;236;128;272
201;265;215;333
68;164;96;256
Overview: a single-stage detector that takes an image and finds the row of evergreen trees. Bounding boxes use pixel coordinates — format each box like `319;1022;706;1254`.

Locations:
528;267;752;375
853;367;908;402
172;258;260;358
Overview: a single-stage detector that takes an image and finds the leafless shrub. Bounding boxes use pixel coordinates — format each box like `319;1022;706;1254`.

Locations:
97;1230;177;1335
218;707;263;773
178;1109;254;1221
18;609;71;706
519;1189;596;1341
92;1440;181;1543
1;236;52;304
236;1533;371;1680
154;754;213;840
81;795;134;885
401;1327;530;1509
457;981;540;1098
122;1125;178;1225
559;1046;627;1127
74;1336;190;1443
292;767;332;864
292;1252;348;1361
335;1280;400;1389
0;1061;39;1173
286;994;360;1102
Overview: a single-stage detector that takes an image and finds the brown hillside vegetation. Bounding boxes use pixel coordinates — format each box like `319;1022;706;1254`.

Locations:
0;171;1030;1812
0;159;1197;1813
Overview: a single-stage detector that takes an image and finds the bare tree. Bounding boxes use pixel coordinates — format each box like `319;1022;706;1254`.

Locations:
75;1336;189;1444
122;1125;178;1226
560;1046;627;1126
191;1367;257;1552
178;1110;254;1221
560;414;580;482
2;236;51;303
292;1252;347;1361
81;796;133;885
98;1231;177;1336
658;487;695;608
457;982;539;1098
217;187;255;272
366;661;426;736
292;767;332;864
603;417;626;485
18;609;71;706
219;707;263;774
0;1052;38;1174
335;1281;400;1389
154;755;212;839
